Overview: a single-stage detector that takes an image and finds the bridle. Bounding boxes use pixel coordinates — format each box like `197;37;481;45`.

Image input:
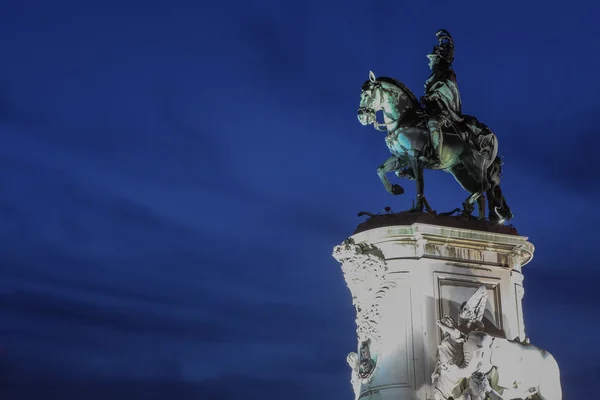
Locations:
357;81;401;132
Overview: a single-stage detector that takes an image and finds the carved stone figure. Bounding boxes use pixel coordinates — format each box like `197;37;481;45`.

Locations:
457;372;504;400
445;331;562;400
357;30;511;222
432;286;488;400
358;339;376;379
457;286;488;332
433;286;563;400
431;315;467;399
346;341;377;399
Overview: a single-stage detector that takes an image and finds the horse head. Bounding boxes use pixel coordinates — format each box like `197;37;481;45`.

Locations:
357;71;420;131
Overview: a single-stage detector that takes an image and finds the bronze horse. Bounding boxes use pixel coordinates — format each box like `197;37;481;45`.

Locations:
357;71;512;222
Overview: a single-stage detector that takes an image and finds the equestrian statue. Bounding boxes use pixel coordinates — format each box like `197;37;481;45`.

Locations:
357;29;512;222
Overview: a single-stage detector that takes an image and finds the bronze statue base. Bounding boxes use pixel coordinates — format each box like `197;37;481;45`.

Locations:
355;210;517;235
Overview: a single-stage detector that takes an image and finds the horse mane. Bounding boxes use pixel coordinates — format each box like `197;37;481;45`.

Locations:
377;77;420;108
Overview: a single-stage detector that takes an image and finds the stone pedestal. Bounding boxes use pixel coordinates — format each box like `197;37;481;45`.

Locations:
333;214;534;400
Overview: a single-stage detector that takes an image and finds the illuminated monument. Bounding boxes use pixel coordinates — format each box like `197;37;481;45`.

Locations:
333;31;562;400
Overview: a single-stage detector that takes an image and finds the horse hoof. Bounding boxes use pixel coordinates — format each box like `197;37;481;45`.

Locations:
391;185;404;195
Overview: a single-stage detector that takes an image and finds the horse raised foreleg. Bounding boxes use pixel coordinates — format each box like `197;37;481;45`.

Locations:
460;156;492;219
377;156;405;195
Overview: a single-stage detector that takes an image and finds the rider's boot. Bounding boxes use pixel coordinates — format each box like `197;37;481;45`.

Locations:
426;119;443;166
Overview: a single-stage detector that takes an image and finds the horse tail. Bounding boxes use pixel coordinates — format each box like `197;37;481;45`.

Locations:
482;135;498;191
487;154;502;182
490;134;499;163
486;166;513;221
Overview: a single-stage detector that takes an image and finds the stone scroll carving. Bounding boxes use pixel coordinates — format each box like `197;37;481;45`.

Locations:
333;239;396;394
433;285;562;400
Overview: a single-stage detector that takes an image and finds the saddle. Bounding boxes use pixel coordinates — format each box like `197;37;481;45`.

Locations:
438;114;495;155
413;109;496;158
458;115;495;155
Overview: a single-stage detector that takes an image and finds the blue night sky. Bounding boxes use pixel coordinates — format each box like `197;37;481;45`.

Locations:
0;1;599;399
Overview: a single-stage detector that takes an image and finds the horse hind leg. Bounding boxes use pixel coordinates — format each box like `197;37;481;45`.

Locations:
448;165;485;219
408;159;435;214
487;184;513;223
477;195;485;219
466;153;492;193
463;191;484;218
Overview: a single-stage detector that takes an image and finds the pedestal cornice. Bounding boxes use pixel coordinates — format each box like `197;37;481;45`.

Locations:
350;214;534;269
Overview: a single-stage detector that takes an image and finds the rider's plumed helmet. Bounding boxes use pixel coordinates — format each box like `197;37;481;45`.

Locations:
427;29;455;65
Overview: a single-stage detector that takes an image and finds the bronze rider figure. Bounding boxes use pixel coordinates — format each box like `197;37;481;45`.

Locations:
421;29;462;165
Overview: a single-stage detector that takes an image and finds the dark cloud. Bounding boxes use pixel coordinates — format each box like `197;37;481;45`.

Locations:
523;267;600;308
560;366;600;398
0;374;309;400
497;117;600;198
0;290;224;339
544;127;600;193
241;19;295;71
0;248;352;345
